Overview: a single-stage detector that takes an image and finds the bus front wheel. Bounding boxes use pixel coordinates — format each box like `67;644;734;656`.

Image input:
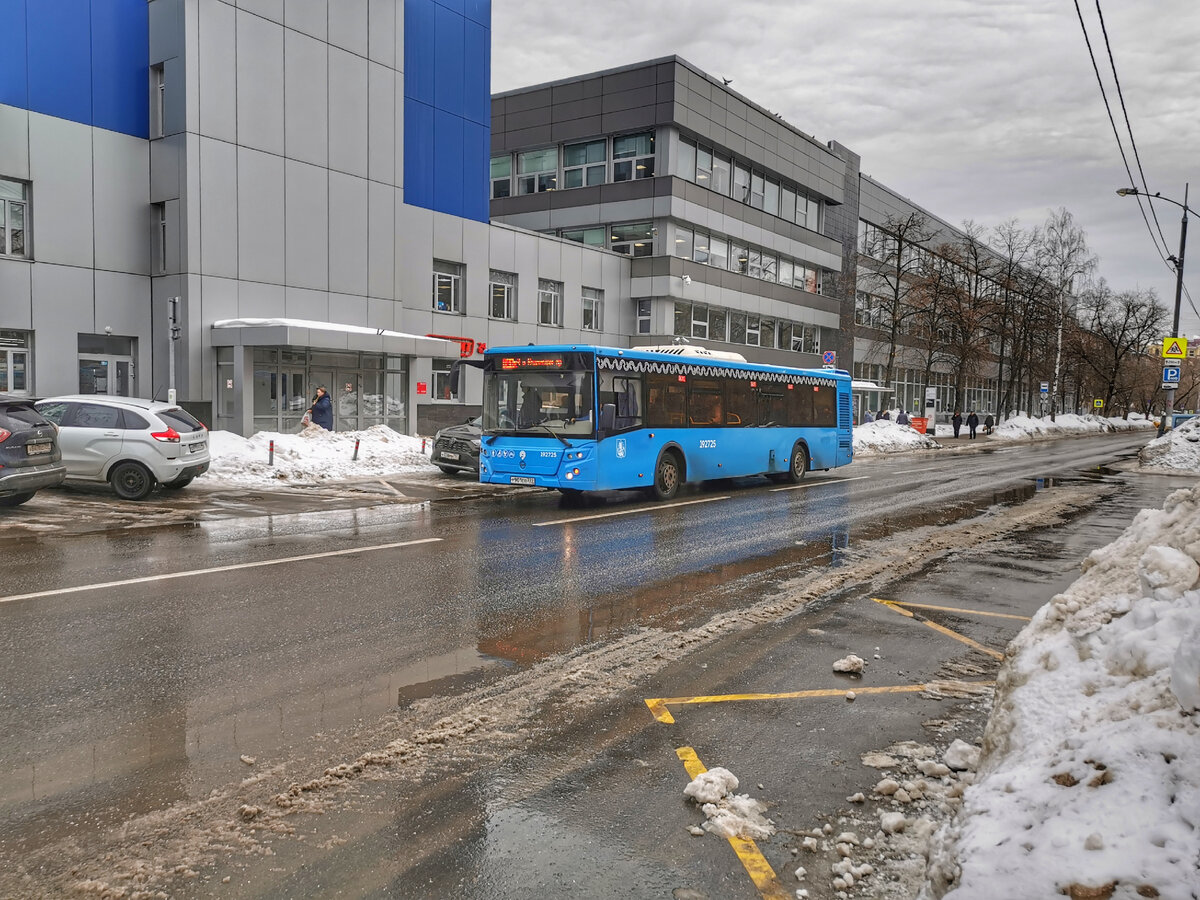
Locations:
652;450;683;500
787;444;809;484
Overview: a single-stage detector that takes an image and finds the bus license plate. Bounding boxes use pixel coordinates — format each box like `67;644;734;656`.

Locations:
26;442;52;456
509;475;535;485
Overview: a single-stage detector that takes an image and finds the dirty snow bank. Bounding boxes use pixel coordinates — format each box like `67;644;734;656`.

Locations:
1138;415;1200;473
991;412;1152;441
920;483;1200;899
853;420;939;454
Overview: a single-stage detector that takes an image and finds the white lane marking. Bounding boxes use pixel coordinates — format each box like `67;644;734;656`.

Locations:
0;537;443;605
769;475;870;492
534;495;731;527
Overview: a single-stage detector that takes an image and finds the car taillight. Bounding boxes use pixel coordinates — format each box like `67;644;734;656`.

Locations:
151;427;181;443
0;428;11;443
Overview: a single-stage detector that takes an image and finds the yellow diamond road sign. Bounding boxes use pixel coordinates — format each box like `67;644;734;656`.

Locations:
1162;337;1188;359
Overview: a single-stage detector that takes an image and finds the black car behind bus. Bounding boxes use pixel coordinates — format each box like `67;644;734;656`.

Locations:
431;416;481;475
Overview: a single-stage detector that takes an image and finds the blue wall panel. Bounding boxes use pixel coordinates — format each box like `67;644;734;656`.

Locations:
403;0;435;105
463;18;489;126
10;0;148;138
403;0;490;223
404;97;436;211
433;108;465;218
91;0;150;137
433;4;464;114
0;0;29;108
27;0;93;126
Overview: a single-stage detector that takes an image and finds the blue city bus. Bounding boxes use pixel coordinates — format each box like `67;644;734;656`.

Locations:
454;344;853;499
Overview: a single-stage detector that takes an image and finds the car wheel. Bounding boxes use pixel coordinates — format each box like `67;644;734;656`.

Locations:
0;492;36;507
110;461;156;500
161;476;194;490
651;449;683;500
786;443;809;484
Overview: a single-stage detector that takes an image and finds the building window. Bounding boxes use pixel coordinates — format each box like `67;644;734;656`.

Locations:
692;231;710;265
763;178;780;216
673;226;693;259
538;279;563;326
779;322;820;354
489;270;516;320
780;186;796;223
749;171;765;209
432;260;464;313
153;202;167;273
695;145;713;190
610;222;654;257
561;226;606;247
563;139;606;188
732;163;751;204
637;298;651;334
432;358;456;400
0;177;29;258
490;154;512;199
581;287;603;332
517;148;557;194
711;153;731;195
779;258;794;289
612;132;654;181
0;330;30;394
731;242;749;275
708;236;728;270
676;138;696;181
150;63;165;138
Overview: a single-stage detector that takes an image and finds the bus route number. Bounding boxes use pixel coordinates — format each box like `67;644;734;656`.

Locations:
698;439;717;449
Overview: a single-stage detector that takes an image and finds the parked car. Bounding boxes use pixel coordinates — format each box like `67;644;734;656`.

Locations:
0;395;67;507
34;396;210;501
431;416;481;475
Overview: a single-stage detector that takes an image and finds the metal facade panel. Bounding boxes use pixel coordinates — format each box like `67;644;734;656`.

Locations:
329;171;369;296
284;159;330;291
0;104;30;179
403;97;435;209
236;147;285;284
433;3;465;113
368;62;397;185
329;46;369;178
235;10;285;155
433;107;465;217
28;114;94;269
27;0;92;127
90;0;150;137
284;28;329;167
197;0;237;142
0;0;28;108
198;136;238;277
93;128;151;275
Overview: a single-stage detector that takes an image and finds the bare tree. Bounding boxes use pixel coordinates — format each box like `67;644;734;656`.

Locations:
1041;209;1097;420
1073;283;1166;413
857;213;934;391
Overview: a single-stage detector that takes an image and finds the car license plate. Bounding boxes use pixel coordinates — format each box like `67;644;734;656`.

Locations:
441;451;460;461
26;442;51;456
509;475;535;485
188;441;206;454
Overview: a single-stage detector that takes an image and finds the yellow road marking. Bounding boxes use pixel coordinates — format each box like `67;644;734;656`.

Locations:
882;599;1031;621
872;598;1005;660
675;747;790;900
645;683;953;724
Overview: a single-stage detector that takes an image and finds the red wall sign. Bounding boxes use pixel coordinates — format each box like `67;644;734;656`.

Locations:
416;382;428;395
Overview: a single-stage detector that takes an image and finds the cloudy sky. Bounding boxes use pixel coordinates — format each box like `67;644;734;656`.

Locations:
492;1;1200;333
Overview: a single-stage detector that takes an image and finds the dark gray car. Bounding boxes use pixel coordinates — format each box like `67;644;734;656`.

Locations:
0;395;66;507
431;416;481;475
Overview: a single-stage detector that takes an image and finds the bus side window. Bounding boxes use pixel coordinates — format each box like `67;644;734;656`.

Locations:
726;378;755;426
647;374;686;426
614;376;642;428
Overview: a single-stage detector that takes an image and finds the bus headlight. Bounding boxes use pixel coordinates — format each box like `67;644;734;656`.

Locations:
565;471;573;480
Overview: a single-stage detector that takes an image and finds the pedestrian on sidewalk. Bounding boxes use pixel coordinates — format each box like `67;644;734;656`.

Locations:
983;413;995;435
304;386;333;430
967;410;979;439
896;409;910;426
952;410;963;438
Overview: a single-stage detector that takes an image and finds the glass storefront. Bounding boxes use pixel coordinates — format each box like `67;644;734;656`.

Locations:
248;348;408;434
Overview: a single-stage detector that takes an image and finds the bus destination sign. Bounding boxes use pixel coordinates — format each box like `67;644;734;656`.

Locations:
500;355;565;371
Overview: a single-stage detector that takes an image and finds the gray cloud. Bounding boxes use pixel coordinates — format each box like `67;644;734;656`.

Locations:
493;0;1199;330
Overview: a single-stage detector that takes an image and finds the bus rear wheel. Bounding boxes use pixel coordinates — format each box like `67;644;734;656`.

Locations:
651;450;682;500
787;444;809;484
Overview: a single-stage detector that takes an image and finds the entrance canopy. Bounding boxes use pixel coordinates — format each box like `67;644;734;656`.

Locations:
211;318;460;357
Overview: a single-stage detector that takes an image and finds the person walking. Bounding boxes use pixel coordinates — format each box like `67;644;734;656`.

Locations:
952;410;963;438
967;410;980;439
983;413;995;435
305;386;333;430
861;409;874;423
896;409;910;426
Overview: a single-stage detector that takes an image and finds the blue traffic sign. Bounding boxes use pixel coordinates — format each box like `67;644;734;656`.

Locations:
1163;366;1181;384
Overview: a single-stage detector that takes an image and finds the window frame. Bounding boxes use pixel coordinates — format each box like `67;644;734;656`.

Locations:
581;286;603;332
517;147;558;195
0;177;29;259
432;260;465;314
562;139;607;189
610;222;654;257
612;131;655;182
537;278;563;327
489;270;517;321
490;154;512;199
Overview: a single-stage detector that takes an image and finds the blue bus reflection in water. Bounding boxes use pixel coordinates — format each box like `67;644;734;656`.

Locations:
460;344;854;499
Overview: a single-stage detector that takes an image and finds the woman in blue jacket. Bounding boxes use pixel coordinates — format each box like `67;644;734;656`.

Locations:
306;386;334;430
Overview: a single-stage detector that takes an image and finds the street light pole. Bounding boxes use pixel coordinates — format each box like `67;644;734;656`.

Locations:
1116;185;1190;436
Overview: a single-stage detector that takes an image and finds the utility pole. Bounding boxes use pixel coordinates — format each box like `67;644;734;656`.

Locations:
168;296;180;404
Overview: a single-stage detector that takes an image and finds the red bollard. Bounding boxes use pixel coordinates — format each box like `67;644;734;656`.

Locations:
422;438;427;453
268;439;275;466
353;438;360;461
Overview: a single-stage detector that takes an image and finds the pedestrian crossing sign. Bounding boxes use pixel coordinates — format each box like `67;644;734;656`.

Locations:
1162;337;1188;359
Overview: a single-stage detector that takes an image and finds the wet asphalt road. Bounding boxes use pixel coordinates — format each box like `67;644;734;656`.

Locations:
0;432;1190;897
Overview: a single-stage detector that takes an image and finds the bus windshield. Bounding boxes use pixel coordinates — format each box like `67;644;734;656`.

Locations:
482;352;596;437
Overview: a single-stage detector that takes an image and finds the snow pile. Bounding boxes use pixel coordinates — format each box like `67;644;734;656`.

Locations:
991;413;1152;441
853;420;940;455
683;767;775;841
206;425;435;486
923;484;1200;899
1138;415;1200;472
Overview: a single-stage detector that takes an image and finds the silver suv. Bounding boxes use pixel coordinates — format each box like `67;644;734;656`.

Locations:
34;396;210;501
